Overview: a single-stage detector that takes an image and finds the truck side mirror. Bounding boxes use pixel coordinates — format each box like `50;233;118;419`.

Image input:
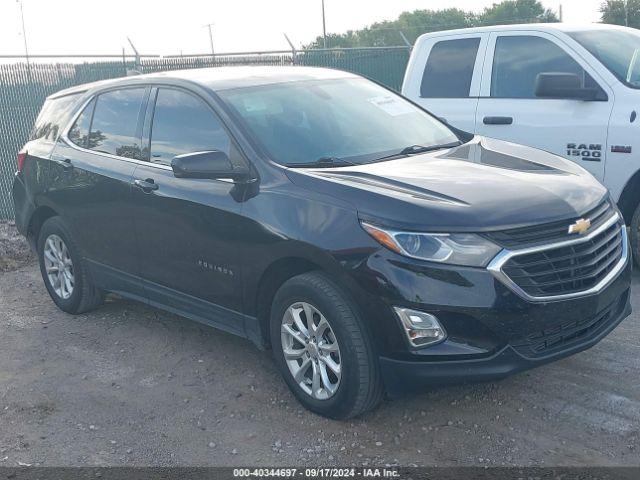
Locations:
534;73;603;101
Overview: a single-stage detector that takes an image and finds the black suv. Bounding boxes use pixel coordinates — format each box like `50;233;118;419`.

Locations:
13;67;631;419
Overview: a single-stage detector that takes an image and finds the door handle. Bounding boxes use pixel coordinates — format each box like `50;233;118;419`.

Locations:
483;116;513;125
133;178;159;193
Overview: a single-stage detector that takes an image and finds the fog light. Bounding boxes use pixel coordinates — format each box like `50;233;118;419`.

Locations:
393;307;446;347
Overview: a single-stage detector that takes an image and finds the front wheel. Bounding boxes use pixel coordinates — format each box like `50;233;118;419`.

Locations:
270;272;383;419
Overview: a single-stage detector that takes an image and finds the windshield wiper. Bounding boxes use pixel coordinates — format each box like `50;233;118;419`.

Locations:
285;156;357;168
370;141;462;163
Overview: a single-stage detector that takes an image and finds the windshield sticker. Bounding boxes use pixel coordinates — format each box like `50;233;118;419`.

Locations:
241;96;284;115
368;96;414;116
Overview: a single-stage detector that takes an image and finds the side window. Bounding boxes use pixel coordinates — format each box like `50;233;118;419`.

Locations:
30;94;81;142
420;38;481;98
491;36;598;99
89;88;146;158
149;88;231;165
68;98;95;148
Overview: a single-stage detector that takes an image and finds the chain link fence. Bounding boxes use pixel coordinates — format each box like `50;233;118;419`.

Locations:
0;47;410;219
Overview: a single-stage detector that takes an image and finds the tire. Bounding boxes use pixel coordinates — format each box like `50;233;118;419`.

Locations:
631;204;640;268
270;271;383;419
37;216;103;314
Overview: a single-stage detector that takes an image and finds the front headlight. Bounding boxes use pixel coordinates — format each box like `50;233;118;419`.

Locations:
361;221;501;267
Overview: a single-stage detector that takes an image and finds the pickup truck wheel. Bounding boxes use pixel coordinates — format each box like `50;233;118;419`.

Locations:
630;205;640;267
270;272;383;419
37;217;103;314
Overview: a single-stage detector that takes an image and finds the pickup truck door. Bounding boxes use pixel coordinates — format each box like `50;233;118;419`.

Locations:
403;33;488;133
475;31;613;181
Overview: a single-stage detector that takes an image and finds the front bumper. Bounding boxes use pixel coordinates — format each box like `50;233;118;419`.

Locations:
352;231;632;396
380;285;631;396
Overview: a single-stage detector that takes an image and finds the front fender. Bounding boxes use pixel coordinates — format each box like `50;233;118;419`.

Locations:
237;183;405;355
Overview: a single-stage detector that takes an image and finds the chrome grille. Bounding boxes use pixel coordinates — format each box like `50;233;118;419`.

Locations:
489;213;627;301
485;200;614;248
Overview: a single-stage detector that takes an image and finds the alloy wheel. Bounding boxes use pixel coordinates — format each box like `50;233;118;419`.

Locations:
280;302;342;400
43;234;75;300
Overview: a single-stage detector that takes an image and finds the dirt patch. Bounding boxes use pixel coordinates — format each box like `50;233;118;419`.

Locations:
0;265;638;467
0;220;35;272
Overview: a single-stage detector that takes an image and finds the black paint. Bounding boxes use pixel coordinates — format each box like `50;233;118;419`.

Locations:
11;68;632;389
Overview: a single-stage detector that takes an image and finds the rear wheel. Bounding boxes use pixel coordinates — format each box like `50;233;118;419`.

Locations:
270;272;383;419
37;217;103;314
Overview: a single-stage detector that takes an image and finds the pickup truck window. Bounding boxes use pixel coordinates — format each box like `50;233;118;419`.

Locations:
420;38;480;98
491;36;595;99
568;29;640;89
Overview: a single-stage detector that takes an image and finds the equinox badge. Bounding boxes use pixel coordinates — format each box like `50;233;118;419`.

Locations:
568;218;591;235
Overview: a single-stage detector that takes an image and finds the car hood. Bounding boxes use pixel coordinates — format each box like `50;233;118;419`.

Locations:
285;136;608;232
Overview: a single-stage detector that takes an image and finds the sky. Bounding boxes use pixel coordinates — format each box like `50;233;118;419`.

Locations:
0;0;605;58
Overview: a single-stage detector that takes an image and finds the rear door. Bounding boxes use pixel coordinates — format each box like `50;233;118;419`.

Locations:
403;33;488;132
475;31;613;180
130;86;247;334
13;93;81;227
50;87;149;298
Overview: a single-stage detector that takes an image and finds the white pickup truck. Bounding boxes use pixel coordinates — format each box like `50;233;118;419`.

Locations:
402;23;640;262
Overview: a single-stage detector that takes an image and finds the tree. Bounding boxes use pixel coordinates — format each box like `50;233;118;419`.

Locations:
302;0;558;49
304;8;474;49
600;0;640;28
479;0;559;26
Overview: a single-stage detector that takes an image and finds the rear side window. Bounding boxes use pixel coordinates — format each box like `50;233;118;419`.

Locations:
420;38;481;98
68;98;95;148
30;94;81;142
149;88;231;165
491;36;597;98
89;88;146;158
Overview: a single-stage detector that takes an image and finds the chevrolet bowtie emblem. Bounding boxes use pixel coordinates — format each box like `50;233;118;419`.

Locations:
568;218;591;235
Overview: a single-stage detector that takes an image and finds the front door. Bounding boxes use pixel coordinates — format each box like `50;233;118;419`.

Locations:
131;87;247;334
475;31;613;181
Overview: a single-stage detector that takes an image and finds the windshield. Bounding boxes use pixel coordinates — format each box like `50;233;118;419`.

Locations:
568;29;640;88
219;78;460;166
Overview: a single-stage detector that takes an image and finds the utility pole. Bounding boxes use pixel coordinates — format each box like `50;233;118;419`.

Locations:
559;4;563;22
126;37;141;74
321;0;327;48
398;30;412;48
17;0;30;67
205;23;215;56
284;33;297;64
625;0;629;27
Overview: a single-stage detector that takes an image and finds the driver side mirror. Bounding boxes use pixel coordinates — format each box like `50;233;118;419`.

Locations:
171;150;250;181
534;73;604;101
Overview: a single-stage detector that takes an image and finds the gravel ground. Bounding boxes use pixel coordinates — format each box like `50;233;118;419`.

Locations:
0;230;638;467
0;221;33;272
